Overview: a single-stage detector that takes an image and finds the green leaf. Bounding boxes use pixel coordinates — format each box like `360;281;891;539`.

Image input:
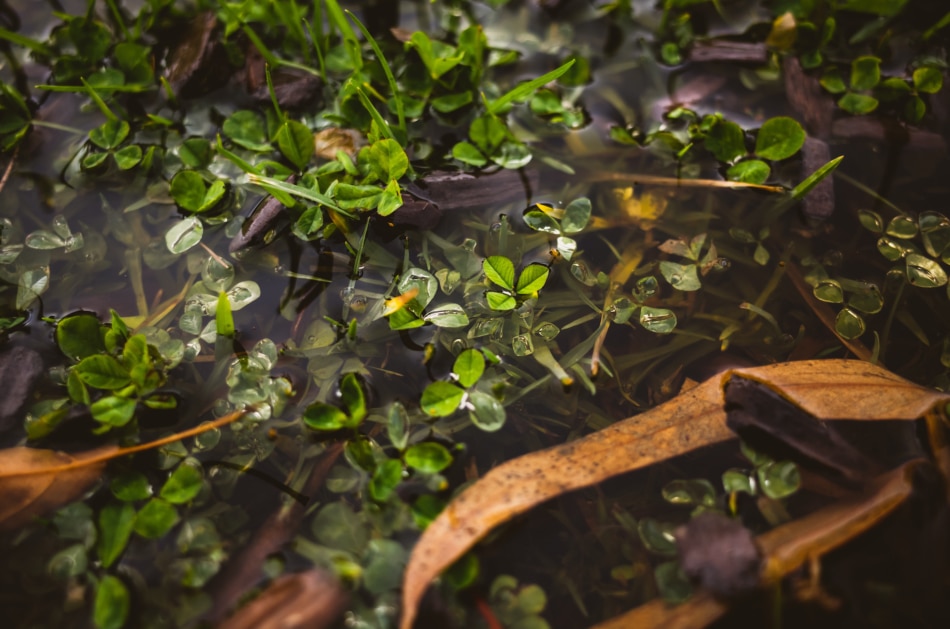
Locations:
276;120;314;170
516;264;550;295
420;381;465;417
834;307;866;339
312;501;367;555
659;261;701;291
638;307;677;334
133;498;179;539
483;256;515;290
94;575;130;629
561;198;592;234
333;182;383;210
387;402;410;451
367;138;409;181
111;471;151;501
791;155;843;200
486;291;517;310
757;461;801;499
303;400;350;430
704;119;746;163
160;461;204;504
90;396;137;427
727;160;770;184
423;303;470;328
488;59;576;115
293;205;324;240
850;55;881;91
75;355;131;390
177;137;213;168
522;209;561;234
223;110;271;151
340;372;367;425
388;306;425;330
165;216;203;254
469;115;508;154
754;117;805;161
369;458;403;502
89;118;129;150
57;312;105;360
113;144;142;170
838;92;879;114
662;478;717;506
905;253;948;288
452;141;488;167
98;502;135;568
170;171;224;213
454;349;485;388
469;391;506;432
405;442;453;474
914;67;944;94
215;291;234;337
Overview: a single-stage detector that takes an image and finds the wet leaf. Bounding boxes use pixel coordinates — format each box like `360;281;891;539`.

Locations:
303;403;350;431
757;461;801;499
726;160;770;184
487;291;517;311
399;360;950;629
89;119;129;150
754;117;805;161
469;391;506;432
0;445;115;530
0;411;242;530
454;349;485;389
516;264;550;295
905;253;947;288
75;355;131;390
850;55;881;91
57;312;105;360
405;442;453;474
423;304;469;328
340;373;366;424
134;498;179;538
223;110;271;152
94;575;130;629
913;66;943;94
170;171;225;213
276;120;314;170
90;396;137;427
704;119;746;163
217;570;348;629
484;255;515;290
160;461;203;504
165;217;203;254
834;307;865;339
561;198;592;234
420;381;465;417
98;502;135;568
662;478;717;507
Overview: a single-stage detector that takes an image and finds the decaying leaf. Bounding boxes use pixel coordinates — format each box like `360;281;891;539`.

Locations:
217;569;348;629
0;444;116;530
591;459;923;629
399;360;950;629
0;408;246;530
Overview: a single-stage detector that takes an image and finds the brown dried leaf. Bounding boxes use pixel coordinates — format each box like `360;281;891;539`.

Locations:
591;460;921;629
0;444;116;530
0;408;247;530
400;360;950;629
217;569;348;629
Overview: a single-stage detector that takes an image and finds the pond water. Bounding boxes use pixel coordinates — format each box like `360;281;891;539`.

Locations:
1;1;949;628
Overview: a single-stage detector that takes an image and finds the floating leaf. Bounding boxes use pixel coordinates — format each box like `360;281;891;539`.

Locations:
276;120;314;171
905;253;948;288
727;160;770;184
160;461;203;504
165;217;203;254
754;117;805;161
420;381;465;417
469;391;506;432
704;119;746;163
303;403;350;431
56;312;105;360
454;349;485;389
483;256;515;291
516;264;549;295
399;360;950;629
561;198;592;234
423;304;470;328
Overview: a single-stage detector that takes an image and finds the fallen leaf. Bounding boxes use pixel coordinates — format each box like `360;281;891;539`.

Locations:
217;569;348;629
399;360;950;629
0;444;116;530
0;408;247;530
590;459;921;629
